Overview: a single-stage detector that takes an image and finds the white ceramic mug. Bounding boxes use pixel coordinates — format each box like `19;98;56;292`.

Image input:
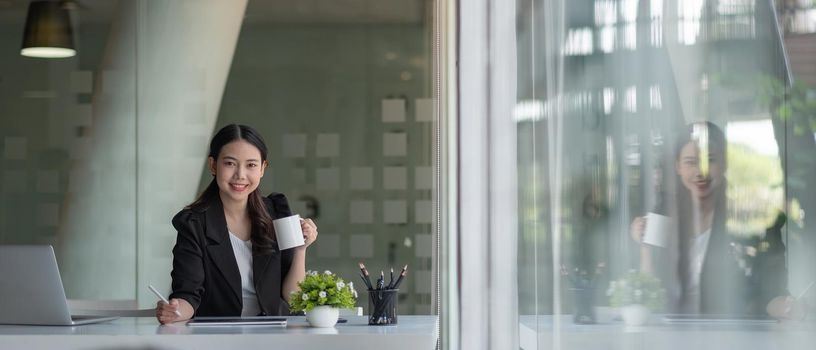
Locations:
273;214;305;250
642;212;672;248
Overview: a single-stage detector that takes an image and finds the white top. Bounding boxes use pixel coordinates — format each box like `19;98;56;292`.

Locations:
228;231;261;316
681;228;712;314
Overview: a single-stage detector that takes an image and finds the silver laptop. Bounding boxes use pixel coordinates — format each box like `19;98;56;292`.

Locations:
0;245;119;326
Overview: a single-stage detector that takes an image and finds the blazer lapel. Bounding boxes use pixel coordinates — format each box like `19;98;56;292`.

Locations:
255;194;285;314
204;199;243;306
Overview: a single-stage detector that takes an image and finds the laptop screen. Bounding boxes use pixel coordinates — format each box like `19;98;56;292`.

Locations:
0;245;75;325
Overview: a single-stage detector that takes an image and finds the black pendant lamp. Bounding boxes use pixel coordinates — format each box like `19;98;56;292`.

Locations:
20;1;76;58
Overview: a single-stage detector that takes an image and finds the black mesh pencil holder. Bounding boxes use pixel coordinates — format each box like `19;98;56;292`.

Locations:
368;289;398;325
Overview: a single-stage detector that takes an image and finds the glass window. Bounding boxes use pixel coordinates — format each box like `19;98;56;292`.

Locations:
517;0;816;348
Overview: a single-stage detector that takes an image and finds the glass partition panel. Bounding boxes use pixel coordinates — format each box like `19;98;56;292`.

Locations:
0;0;137;301
1;1;438;316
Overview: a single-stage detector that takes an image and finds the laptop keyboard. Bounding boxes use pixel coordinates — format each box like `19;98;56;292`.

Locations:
71;315;101;321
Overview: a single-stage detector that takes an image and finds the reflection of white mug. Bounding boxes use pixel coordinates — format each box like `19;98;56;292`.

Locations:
642;212;672;248
273;214;305;250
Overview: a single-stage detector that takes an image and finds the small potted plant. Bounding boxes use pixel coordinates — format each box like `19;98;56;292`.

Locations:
289;270;358;327
606;270;665;326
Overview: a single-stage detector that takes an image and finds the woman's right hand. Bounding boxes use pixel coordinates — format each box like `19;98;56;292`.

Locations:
630;216;646;243
155;298;190;325
767;295;809;320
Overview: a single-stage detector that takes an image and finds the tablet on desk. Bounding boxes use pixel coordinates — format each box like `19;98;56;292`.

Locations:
663;314;778;324
188;316;287;327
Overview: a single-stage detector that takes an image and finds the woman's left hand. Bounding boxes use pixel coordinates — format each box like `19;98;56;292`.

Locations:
300;218;318;248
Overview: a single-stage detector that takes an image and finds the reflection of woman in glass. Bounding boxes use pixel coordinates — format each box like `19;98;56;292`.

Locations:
631;122;799;318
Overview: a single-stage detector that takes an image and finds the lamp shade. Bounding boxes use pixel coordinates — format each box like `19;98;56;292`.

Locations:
20;1;76;58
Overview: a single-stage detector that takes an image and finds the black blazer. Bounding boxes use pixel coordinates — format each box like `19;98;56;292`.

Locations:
169;193;295;316
698;222;788;315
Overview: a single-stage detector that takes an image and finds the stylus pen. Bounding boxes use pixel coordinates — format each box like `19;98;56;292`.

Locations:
796;281;815;300
784;281;815;316
149;284;182;316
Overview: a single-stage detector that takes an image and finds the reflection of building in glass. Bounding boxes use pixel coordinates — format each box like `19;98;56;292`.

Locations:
778;1;816;86
778;0;816;34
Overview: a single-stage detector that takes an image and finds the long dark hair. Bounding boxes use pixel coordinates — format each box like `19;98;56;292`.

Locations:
189;124;276;254
673;122;729;306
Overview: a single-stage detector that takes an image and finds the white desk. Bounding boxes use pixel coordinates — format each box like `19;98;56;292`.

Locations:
520;315;816;350
0;315;438;350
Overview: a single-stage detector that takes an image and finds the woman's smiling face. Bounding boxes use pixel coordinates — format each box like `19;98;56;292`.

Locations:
209;140;266;203
676;141;725;200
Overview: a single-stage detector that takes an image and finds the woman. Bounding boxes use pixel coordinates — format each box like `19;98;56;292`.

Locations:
631;122;799;318
155;124;318;324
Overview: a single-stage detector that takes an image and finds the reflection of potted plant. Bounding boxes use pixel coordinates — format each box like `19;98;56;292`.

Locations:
289;270;358;327
606;270;665;326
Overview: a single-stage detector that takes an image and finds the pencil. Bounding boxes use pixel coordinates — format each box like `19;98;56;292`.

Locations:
358;262;374;290
377;270;385;290
392;264;408;289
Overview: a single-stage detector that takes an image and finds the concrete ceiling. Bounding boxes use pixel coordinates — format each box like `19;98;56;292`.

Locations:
0;0;118;24
0;0;427;24
244;0;427;24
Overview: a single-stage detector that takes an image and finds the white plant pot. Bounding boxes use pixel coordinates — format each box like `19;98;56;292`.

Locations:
620;304;651;326
306;305;340;328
